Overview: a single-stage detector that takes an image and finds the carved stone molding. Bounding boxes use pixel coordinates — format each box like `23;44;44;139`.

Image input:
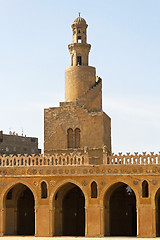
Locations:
152;180;157;185
82;180;88;186
33;181;38;187
101;181;106;186
0;181;6;187
50;180;56;187
133;180;139;185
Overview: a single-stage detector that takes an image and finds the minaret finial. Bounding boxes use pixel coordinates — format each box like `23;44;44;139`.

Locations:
78;12;81;17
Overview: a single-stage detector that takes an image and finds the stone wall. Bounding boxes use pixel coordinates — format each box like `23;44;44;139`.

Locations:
0;152;159;237
44;103;111;157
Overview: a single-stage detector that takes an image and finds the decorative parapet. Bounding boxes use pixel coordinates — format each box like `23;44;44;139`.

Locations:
103;152;160;165
0;152;89;167
1;152;160;168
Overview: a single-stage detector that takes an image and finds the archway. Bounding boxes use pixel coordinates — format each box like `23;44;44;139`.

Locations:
104;182;137;236
54;182;85;236
5;183;35;235
155;188;160;236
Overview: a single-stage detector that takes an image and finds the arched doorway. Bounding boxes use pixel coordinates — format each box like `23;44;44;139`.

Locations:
104;182;137;236
155;188;160;236
5;183;35;235
54;182;85;236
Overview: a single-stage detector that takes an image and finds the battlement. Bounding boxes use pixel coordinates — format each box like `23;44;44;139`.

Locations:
0;152;160;167
103;152;160;165
0;152;88;167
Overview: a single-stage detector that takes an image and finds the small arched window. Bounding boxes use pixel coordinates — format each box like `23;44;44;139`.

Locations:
142;180;149;198
41;181;47;199
67;128;73;148
91;181;97;198
75;128;80;148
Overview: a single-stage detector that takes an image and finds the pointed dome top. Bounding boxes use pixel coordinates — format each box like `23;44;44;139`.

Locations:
72;13;87;27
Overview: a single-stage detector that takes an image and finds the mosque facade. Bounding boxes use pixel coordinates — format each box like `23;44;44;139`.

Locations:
0;15;160;237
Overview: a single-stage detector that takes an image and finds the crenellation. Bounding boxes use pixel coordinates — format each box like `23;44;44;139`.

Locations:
104;152;160;165
0;152;159;168
0;152;89;167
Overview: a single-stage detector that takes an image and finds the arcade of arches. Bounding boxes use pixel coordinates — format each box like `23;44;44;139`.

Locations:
0;178;160;237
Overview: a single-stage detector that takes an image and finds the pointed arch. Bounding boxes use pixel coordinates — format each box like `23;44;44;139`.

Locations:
2;180;38;208
53;182;85;236
103;182;137;236
50;179;88;207
4;183;35;236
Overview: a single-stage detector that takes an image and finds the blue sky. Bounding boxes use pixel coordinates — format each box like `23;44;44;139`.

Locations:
0;0;160;153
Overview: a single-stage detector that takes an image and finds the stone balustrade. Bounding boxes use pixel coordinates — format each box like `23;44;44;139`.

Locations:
0;153;88;167
0;152;160;167
103;152;160;165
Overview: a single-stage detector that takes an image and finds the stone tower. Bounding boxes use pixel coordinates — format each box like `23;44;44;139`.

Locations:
44;15;111;164
65;14;95;103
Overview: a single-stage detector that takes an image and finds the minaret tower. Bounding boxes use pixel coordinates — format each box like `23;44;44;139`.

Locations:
65;14;96;102
44;15;111;157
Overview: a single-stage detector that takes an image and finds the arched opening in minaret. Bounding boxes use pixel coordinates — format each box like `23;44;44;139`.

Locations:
104;182;137;236
4;183;35;236
77;36;82;43
54;183;85;236
77;56;82;65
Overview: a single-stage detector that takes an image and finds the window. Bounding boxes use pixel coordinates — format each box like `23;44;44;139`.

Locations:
91;181;97;198
6;147;9;152
67;128;81;149
13;146;16;152
67;128;73;148
142;180;149;198
41;181;47;199
78;36;82;43
31;138;36;143
77;56;82;65
75;128;80;148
